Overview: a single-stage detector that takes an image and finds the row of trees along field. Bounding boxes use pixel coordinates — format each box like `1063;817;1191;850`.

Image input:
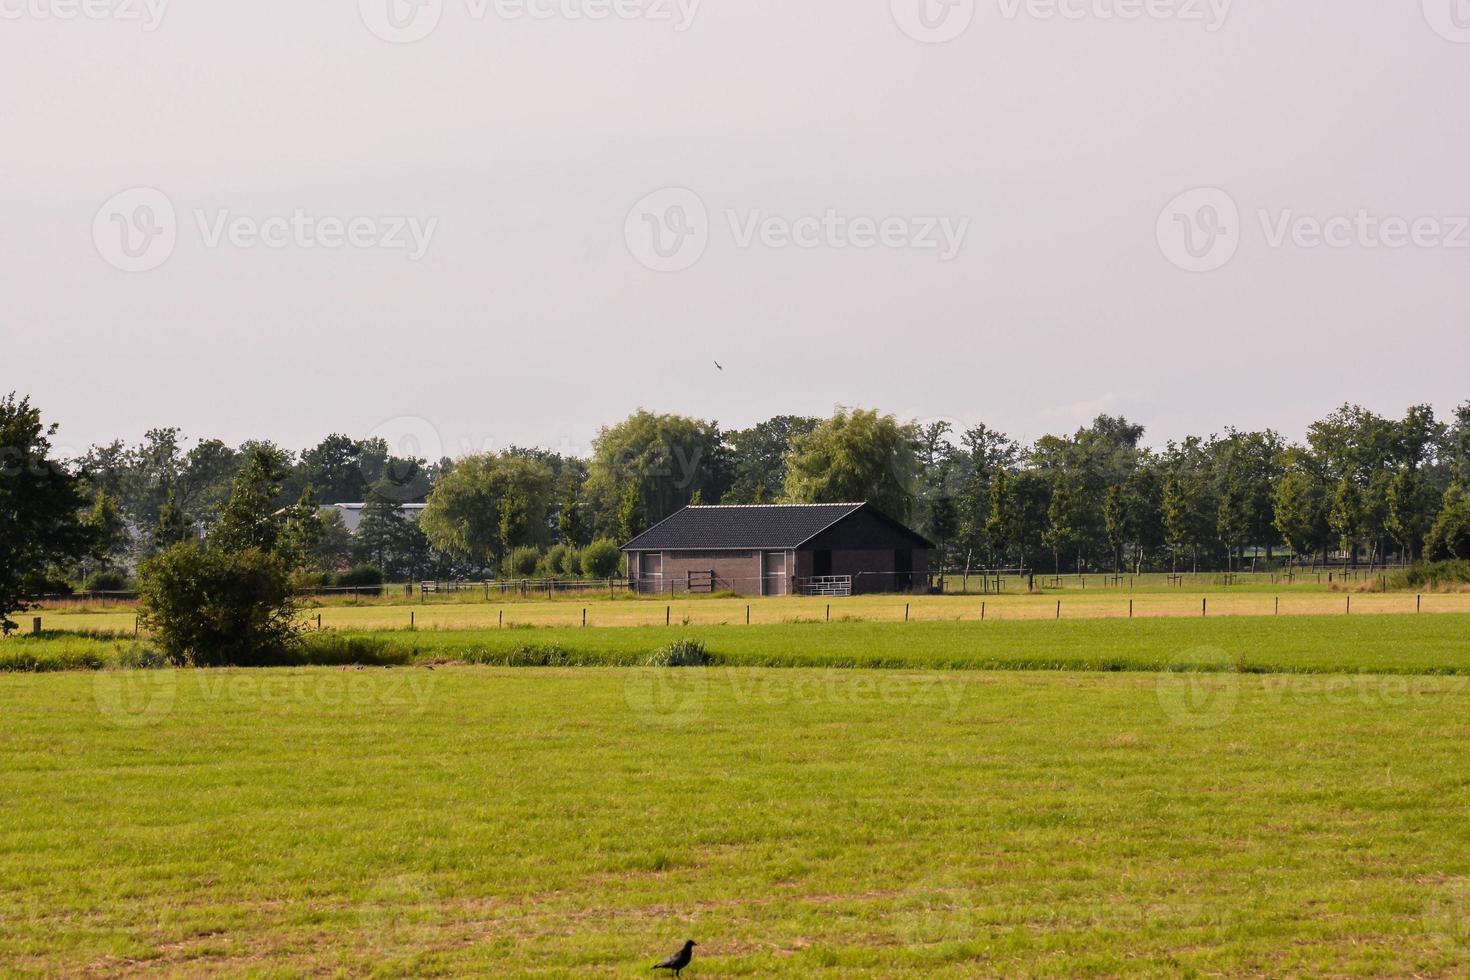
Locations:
9;397;1470;612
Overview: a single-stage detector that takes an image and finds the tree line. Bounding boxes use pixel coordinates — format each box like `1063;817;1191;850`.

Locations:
7;396;1470;621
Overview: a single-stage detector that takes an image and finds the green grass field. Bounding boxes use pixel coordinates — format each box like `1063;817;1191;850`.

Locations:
6;605;1470;975
4;666;1470;976
9;614;1470;676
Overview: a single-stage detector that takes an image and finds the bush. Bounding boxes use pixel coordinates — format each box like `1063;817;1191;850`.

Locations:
83;570;131;593
334;565;385;588
21;573;73;599
541;544;572;579
1388;561;1470;591
506;546;541;578
580;538;622;579
645;639;711;667
137;544;301;667
558;546;583;577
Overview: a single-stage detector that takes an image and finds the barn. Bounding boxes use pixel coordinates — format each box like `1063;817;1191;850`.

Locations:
621;503;933;597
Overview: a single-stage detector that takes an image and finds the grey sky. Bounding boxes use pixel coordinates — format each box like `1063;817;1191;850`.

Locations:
3;0;1468;461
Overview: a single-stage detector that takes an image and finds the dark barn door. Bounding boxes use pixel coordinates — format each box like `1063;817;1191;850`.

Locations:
812;550;833;577
894;549;913;592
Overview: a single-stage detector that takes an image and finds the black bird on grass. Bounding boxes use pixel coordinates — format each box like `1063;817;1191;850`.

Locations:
652;939;696;977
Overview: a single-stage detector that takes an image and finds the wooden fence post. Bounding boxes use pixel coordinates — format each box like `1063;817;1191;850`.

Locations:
32;617;41;636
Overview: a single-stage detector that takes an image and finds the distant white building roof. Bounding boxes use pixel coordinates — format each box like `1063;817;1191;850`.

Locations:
324;502;427;534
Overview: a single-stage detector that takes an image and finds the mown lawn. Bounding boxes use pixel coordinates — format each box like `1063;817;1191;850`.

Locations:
10;614;1470;676
3;666;1470;976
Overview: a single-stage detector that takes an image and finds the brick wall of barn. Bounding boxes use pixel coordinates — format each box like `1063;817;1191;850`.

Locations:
651;550;763;594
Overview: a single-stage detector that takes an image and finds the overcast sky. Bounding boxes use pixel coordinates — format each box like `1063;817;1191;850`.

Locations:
3;0;1468;461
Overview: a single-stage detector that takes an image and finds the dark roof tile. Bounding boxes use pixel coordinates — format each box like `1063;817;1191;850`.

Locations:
622;503;865;551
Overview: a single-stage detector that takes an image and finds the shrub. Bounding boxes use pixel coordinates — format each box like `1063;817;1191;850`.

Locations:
506;546;541;578
334;565;385;588
541;544;572;579
645;639;711;667
558;546;583;577
1388;561;1470;591
137;544;301;667
580;538;622;579
83;570;131;593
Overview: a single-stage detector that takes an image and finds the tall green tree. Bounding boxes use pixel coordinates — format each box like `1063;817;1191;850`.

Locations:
211;446;292;555
585;411;730;534
0;395;100;632
783;408;920;521
419;453;554;571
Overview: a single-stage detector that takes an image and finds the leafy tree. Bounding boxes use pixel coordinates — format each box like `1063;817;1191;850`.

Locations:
505;545;541;578
1042;475;1078;575
211;446;292;555
985;468;1023;569
355;488;432;580
723;415;818;504
580;538;623;579
0;395;100;633
288;434;371;504
152;487;192;550
783;408;920;520
1329;472;1366;566
137;544;299;666
585;411;730;534
1386;465;1438;563
1273;458;1330;568
1424;484;1470;560
277;486;329;573
419;453;554;571
1162;439;1218;572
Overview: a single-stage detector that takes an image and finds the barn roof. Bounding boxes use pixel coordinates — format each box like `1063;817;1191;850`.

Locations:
621;503;931;551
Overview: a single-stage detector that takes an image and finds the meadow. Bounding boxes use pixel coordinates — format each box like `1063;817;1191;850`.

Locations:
6;585;1470;975
25;585;1470;638
3;665;1470;976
